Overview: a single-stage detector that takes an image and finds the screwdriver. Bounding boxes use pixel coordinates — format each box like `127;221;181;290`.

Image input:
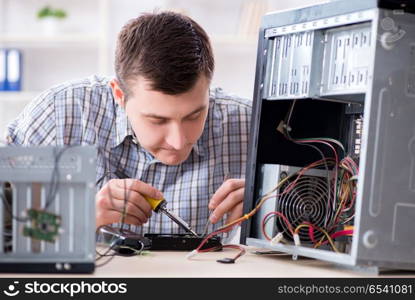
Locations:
111;170;198;237
145;196;198;237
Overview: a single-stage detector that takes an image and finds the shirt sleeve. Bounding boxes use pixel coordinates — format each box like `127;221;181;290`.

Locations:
5;90;57;146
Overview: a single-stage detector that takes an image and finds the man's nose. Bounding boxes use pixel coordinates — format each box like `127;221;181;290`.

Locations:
166;123;187;150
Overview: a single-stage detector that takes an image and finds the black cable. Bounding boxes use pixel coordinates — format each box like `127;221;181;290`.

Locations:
96;171;114;187
95;146;137;235
95;238;119;268
0;187;28;223
120;179;128;232
46;144;134;232
95;146;117;187
96;239;119;259
44;145;78;210
93;116;145;266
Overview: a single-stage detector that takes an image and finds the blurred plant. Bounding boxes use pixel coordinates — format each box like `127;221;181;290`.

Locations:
37;6;67;19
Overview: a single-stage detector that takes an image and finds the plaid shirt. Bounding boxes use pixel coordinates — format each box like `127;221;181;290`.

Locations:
5;75;252;235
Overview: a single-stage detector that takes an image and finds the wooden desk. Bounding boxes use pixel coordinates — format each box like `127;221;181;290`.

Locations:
3;246;414;277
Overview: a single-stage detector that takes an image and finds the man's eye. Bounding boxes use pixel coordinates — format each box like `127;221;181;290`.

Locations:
150;119;167;125
187;112;201;121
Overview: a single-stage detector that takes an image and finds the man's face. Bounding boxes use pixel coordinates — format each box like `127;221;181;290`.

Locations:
114;75;210;165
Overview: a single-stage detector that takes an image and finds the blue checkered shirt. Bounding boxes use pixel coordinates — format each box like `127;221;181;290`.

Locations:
5;75;252;235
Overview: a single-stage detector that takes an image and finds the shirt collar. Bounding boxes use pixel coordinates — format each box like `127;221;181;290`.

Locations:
111;102;133;149
193;138;206;157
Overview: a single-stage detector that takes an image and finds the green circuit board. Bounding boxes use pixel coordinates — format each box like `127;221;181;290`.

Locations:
23;209;61;242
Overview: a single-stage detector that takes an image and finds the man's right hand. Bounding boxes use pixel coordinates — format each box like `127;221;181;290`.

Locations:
95;178;163;229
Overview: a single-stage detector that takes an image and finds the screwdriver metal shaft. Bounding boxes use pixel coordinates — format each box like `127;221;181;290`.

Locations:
158;206;198;237
145;196;198;237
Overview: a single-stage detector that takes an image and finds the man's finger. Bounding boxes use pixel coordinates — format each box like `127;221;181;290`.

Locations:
105;198;149;224
105;209;143;226
210;187;244;224
103;183;153;218
116;179;163;200
225;202;244;225
209;179;244;210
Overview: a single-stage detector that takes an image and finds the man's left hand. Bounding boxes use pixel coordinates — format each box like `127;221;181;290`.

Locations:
208;178;245;230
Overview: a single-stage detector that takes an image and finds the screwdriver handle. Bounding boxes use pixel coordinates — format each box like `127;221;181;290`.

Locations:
145;196;198;237
145;196;166;212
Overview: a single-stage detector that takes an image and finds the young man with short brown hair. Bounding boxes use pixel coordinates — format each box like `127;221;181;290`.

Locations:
6;12;251;235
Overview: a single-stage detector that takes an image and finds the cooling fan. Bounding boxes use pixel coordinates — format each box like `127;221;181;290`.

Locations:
276;173;333;243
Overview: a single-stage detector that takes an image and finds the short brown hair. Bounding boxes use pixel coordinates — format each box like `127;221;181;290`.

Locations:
115;11;214;97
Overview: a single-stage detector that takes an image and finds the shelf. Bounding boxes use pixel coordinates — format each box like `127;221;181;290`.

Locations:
0;91;41;103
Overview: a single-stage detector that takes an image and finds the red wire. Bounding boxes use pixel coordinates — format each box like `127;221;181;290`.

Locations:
308;224;316;243
344;191;356;211
222;244;246;260
261;211;294;240
258;158;336;242
280;157;335;197
296;140;338;164
194;157;337;260
195;222;246;262
296;140;339;213
345;156;359;173
319;229;354;246
331;229;353;239
196;221;242;252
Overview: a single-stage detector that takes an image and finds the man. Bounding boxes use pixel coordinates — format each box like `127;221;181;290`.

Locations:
6;12;251;235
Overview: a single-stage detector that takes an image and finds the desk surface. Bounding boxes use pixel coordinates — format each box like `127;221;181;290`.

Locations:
3;246;415;278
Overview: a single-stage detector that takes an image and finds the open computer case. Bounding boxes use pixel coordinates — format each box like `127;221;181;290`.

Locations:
241;0;415;272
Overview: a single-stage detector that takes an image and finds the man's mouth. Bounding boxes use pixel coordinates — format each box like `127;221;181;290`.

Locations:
161;147;178;151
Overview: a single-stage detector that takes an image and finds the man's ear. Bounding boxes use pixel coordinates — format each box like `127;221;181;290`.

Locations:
109;79;126;108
